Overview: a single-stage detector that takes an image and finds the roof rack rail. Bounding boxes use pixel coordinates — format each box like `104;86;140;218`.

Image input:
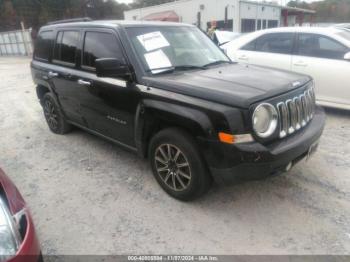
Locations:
47;17;93;25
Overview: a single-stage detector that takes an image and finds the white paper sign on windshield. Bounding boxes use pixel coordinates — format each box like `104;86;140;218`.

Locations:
137;31;170;52
144;49;172;71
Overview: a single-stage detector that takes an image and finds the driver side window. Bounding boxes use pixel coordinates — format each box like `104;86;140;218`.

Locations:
82;31;124;70
241;33;294;55
255;33;294;55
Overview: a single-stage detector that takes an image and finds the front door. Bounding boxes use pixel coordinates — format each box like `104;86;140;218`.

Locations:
236;32;294;71
77;29;138;147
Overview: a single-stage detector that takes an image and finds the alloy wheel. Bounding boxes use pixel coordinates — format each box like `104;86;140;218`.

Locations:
154;144;191;191
44;100;58;130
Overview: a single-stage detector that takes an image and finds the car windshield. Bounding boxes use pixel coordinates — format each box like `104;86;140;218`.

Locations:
126;26;230;74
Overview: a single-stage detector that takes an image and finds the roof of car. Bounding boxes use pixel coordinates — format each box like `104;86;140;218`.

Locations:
222;25;350;50
41;20;194;30
255;26;346;35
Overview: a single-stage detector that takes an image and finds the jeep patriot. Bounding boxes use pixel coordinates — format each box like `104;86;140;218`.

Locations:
31;19;326;200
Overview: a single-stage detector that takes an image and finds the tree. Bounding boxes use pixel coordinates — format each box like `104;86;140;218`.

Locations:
0;0;18;30
0;0;130;31
287;1;311;9
287;0;350;23
130;0;176;8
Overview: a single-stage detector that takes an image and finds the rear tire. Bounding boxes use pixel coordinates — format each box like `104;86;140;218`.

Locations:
42;93;71;135
149;128;212;201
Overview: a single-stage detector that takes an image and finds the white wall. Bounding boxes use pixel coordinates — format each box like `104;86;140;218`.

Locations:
239;1;281;30
0;29;33;56
125;0;281;32
125;0;241;30
287;15;297;26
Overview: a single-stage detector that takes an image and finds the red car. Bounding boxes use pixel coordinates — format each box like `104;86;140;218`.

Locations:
0;168;42;262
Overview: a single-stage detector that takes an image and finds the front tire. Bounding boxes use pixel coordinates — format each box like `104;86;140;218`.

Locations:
42;93;71;135
149;128;212;201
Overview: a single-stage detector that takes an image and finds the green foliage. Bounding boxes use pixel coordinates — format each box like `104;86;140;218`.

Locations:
130;0;176;8
287;1;311;9
287;0;350;23
311;0;350;23
0;0;130;31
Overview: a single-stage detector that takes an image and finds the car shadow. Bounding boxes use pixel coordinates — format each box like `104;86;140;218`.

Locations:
62;117;345;216
323;106;350;118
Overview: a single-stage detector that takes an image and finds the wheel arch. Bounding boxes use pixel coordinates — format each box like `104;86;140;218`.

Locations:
35;79;58;102
36;84;50;101
135;99;214;158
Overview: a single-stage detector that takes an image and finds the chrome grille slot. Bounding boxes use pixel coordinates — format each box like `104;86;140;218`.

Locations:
286;99;295;134
276;86;315;138
277;102;288;138
293;97;302;130
301;95;308;125
305;91;311;121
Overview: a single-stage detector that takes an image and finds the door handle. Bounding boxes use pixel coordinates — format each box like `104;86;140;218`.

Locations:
48;71;58;78
293;61;307;67
78;79;92;86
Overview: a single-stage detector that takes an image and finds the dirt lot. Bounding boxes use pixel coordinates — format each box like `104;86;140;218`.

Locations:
0;57;349;255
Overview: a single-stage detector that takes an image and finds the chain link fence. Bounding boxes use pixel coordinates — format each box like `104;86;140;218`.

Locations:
0;29;33;56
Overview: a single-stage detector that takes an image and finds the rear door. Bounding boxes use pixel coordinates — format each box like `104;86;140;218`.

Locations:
236;32;294;71
51;30;84;124
292;33;350;107
76;29;138;147
31;30;55;85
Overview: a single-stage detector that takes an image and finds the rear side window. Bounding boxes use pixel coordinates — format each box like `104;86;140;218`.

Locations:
297;33;348;60
255;33;294;55
34;31;54;61
53;31;80;64
82;31;123;69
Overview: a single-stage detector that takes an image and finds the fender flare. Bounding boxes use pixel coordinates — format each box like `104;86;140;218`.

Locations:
35;79;56;99
134;99;214;158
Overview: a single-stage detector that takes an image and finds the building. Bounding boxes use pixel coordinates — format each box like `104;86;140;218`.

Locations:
124;0;315;33
281;6;316;27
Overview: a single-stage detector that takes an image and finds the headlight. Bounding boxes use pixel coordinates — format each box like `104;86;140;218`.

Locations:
252;103;278;138
0;198;21;262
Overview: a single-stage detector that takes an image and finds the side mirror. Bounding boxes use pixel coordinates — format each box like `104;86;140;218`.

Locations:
344;52;350;61
95;58;131;80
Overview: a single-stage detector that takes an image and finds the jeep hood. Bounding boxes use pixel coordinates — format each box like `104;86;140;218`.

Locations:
143;63;311;109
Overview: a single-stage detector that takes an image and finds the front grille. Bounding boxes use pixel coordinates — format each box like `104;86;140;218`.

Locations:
277;86;315;138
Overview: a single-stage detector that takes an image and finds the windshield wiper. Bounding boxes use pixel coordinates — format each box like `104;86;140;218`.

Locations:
202;60;232;68
147;65;206;74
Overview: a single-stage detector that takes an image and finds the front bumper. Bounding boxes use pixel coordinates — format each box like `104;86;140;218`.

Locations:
199;106;326;184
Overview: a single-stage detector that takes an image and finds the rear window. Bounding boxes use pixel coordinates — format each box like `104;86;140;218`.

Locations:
297;33;348;60
53;31;80;65
34;31;54;61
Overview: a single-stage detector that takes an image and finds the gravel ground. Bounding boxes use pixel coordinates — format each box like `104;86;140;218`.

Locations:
0;57;349;255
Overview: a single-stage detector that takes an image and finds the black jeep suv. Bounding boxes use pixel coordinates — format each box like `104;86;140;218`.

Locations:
31;19;325;200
